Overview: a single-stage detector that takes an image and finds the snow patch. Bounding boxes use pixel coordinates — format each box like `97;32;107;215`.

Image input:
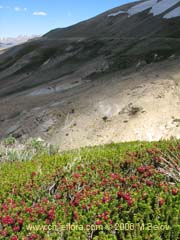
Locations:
163;6;180;18
108;10;125;17
150;0;180;16
128;0;157;16
107;0;180;19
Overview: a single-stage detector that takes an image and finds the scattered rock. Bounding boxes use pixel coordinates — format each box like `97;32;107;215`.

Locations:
129;106;142;116
156;95;163;98
65;45;74;52
172;119;180;123
102;116;108;122
119;103;143;116
71;109;75;114
136;60;146;70
169;54;176;60
172;119;180;127
71;81;79;85
6;125;20;135
12;131;23;139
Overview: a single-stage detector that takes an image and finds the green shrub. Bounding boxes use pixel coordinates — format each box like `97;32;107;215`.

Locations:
0;139;179;239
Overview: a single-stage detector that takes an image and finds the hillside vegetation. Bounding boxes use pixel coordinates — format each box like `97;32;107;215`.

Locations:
0;138;179;239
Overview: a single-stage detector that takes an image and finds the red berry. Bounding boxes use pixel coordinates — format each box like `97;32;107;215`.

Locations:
13;226;20;232
159;199;165;206
74;198;79;206
104;211;109;215
96;220;102;225
31;234;38;239
104;215;108;221
137;166;146;173
172;188;179;195
31;172;36;177
0;230;7;237
146;181;154;186
2;215;14;225
10;236;18;240
73;173;80;178
55;194;61;200
128;199;133;207
117;191;124;198
132;183;138;188
73;211;79;220
102;196;109;203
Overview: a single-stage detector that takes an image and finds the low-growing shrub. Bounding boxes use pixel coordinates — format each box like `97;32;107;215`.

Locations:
0;140;179;239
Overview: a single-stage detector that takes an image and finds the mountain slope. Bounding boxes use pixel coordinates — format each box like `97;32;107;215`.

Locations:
44;0;180;39
0;0;180;148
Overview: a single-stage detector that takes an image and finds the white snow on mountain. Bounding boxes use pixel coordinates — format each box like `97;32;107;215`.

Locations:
128;0;157;16
150;0;180;16
107;0;180;19
108;10;125;17
163;6;180;18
